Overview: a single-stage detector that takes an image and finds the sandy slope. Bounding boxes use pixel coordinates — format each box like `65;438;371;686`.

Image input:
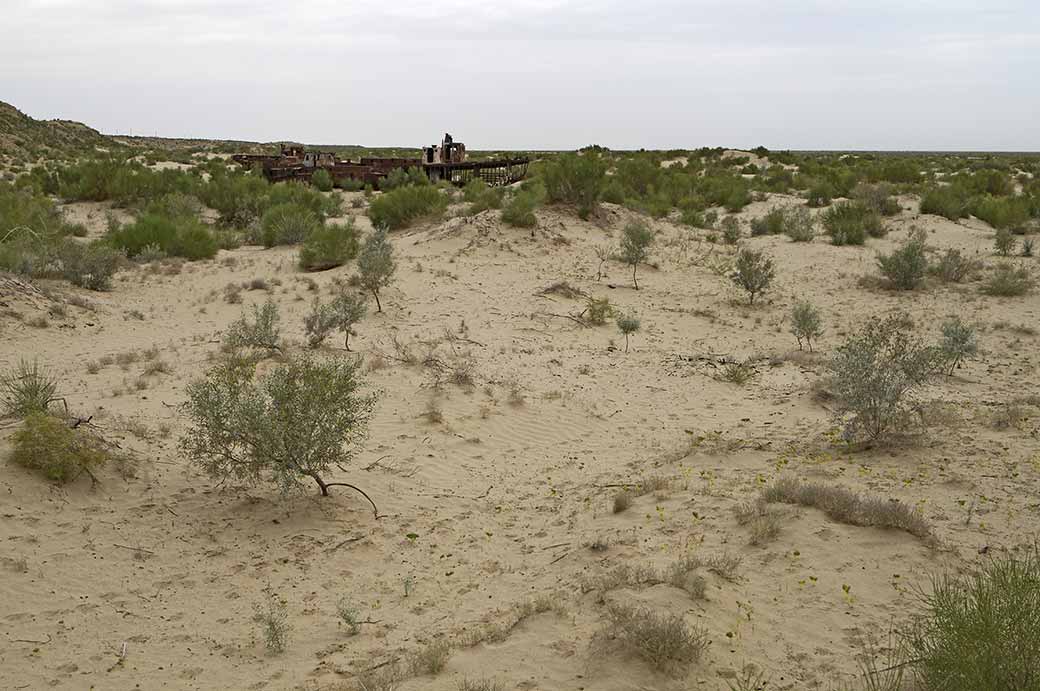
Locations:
1;193;1038;690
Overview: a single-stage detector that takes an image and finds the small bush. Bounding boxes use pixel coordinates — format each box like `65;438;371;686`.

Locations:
180;353;376;497
919;186;968;221
750;207;785;236
994;227;1017;256
107;213;217;260
718;360;757;385
618;220;654;289
1;360;58;418
853;182;901;216
616;314;640;352
929;248;978;283
584;296;614;325
729;247;776;305
368;185;447;230
409;639;452;675
223;300;282;353
541;152;608;219
939;317;978;375
58;239;122;290
303;291;367;349
876;228;929;290
981;263;1034;297
598;602;708;676
822;202;884;246
356;227;396;312
829;314;942;442
972;194;1031;231
298;220;359;271
806;181;833;208
310;168;333;192
612;491;632;513
790;299;823;351
253;595;290;654
720;216;741;244
10;413;107;483
782;206;816;242
905;551;1040;689
501;182;544;227
259;202;320;247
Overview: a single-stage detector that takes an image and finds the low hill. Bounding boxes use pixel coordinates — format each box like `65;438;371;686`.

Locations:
0;101;120;163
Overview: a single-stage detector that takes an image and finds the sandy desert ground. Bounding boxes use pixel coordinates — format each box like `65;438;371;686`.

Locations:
2;184;1039;690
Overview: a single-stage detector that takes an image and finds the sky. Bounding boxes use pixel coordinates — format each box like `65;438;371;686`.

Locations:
2;0;1039;151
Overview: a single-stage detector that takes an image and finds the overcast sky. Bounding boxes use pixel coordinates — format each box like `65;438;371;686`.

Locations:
2;0;1038;150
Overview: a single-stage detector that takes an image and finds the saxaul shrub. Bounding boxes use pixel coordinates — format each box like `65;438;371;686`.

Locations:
919;186;969;221
928;247;979;283
790;300;823;351
541;152;608;219
981;262;1034;297
616;314;640;352
368;184;447;230
180;354;376;497
356;227;396;312
876;228;929;290
618;220;654;289
223;299;282;354
852;182;901;216
822;202;884;246
993;227;1016;256
939;317;978;375
501;180;545;228
259;202;321;247
729;247;775;305
11;412;108;483
298;219;359;271
310;168;333;192
304;291;367;349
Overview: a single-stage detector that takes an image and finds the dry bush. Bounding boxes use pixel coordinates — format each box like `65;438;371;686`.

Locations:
704;552;743;582
735;500;783;546
980;262;1034;297
538;280;586;299
596;602;708;676
613;490;633;513
928;248;979;283
457;678;504;691
762;477;935;545
667;554;708;599
408;639;452;675
580;563;663;594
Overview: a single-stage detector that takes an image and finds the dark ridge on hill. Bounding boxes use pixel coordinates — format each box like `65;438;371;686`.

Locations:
0;101;122;162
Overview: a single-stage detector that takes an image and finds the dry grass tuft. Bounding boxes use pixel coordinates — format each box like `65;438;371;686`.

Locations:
595;602;708;676
735;500;783;546
408;639;452;675
762;477;936;545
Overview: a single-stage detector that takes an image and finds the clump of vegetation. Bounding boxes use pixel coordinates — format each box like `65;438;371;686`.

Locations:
500;181;545;227
336;598;362;636
409;639;452;675
180;353;376;499
57;240;122;291
904;551;1040;689
729;247;775;305
597;602;708;676
822;201;884;245
790;299;823;351
616;314;641;352
876;227;929;290
919;186;969;221
929;247;978;283
259;202;321;247
356;227;396;312
718;360;757;385
1;359;59;418
10;412;108;483
368;184;447;230
223;300;282;354
107;213;217;260
980;263;1034;297
994;227;1017;256
762;477;935;543
253;594;291;654
298;220;359;271
852;182;901;216
939;317;978;375
617;220;654;289
829;314;942;442
541;152;608;219
304;291;367;349
782;205;816;242
462;178;504;215
750;207;786;236
719;216;741;244
584;296;614;325
310;168;333;192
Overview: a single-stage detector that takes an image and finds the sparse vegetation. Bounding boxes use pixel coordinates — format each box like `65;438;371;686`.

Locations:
822;202;884;245
223;299;282;354
876;227;928;290
356;227;396;311
729;247;775;304
597;602;708;675
981;262;1034;296
253;594;290;654
617;220;654;289
304;291;367;349
10;412;107;483
939;317;978;375
616;314;641;352
1;359;59;418
790;299;823;351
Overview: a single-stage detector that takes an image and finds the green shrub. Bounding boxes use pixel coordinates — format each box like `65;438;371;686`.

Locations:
224;300;282;354
584;297;613;325
10;413;108;483
310;169;333;192
981;263;1034;296
877;159;920;184
783;206;816;242
920;186;968;221
719;216;741;243
303;292;367;349
501;182;544;228
200;171;269;227
929;248;978;283
463;180;504;215
107;214;217;260
994;227;1017;256
806;181;833;207
751;208;785;236
938;317;978;375
258;203;319;247
180;353;376;497
618;220;654;289
972;194;1031;230
830;314;942;442
298;220;359;271
876;228;929;290
905;551;1040;690
267;181;341;219
146;192;202;221
541;152;608;219
356;227;396;311
58;239;122;290
790;300;823;351
616;314;641;352
852;182;901;216
730;247;776;305
1;360;58;418
380;166;428;191
822;202;883;245
368;185;447;230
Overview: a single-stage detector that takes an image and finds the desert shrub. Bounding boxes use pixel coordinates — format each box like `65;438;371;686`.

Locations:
356;227;396;312
57;239;122;290
267;181;341;219
783;206;816;242
876;228;929;290
877;159;921;185
180;353;375;497
584;296;614;325
762;477;934;542
790;299;823;351
718;360;757;385
379;166;428;191
409;640;452;676
463;179;504;215
310;168;333;192
750;207;785;236
616;314;640;352
200;171;270;227
303;291;367;349
939;317;978;375
259;202;320;247
223;300;282;353
541;152;608;219
822;202;883;245
905;551;1040;690
993;227;1016;256
146;192;203;221
972;194;1031;231
298;220;359;271
806;181;833;207
106;213;217;260
829;314;942;442
368;184;447;230
10;412;107;483
929;247;978;283
980;262;1034;297
501;181;544;227
598;602;707;675
253;594;291;654
618;220;654;289
853;182;901;216
919;186;968;221
730;247;775;304
1024;237;1035;257
720;216;741;244
1;360;59;418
